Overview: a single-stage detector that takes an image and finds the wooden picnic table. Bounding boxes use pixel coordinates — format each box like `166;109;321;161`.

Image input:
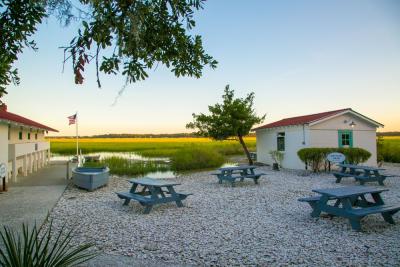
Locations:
116;177;191;214
298;185;400;231
211;165;265;187
332;163;396;185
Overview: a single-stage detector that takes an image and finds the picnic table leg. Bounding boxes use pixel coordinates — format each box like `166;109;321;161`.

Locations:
143;205;153;214
328;199;341;219
130;183;138;193
374;171;385;186
349;218;362;231
122;183;139;205
381;212;395;224
240;170;247;182
371;192;385;205
311;195;329;218
342;198;362;231
217;174;223;184
167;186;184;207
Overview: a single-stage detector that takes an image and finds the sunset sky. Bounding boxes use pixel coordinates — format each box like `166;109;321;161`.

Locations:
3;0;400;136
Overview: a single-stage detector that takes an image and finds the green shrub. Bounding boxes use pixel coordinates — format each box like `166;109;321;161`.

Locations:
297;147;371;172
0;221;96;267
170;147;225;171
337;148;371;165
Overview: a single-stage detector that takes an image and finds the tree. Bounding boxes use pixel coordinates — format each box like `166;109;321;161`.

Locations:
0;0;217;98
187;85;265;165
0;0;46;97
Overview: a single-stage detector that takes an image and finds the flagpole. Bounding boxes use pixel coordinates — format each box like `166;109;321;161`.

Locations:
76;111;79;165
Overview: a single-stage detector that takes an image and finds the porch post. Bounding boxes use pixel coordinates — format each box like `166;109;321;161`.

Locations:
22;155;27;176
11;156;17;182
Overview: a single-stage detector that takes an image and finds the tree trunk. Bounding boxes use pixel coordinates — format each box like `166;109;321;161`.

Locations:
238;134;253;165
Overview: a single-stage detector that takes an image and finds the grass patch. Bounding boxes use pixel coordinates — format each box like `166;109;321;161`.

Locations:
170;146;225;171
84;156;170;176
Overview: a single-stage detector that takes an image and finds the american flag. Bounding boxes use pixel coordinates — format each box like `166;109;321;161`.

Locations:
68;114;77;125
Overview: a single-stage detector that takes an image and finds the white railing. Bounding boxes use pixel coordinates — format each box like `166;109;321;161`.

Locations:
8;141;50;159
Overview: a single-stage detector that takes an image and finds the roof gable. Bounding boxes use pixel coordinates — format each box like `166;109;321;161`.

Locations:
253;108;383;131
0;109;58;132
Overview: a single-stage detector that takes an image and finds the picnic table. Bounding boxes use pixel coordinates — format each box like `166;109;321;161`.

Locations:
298;185;400;231
211;165;265;187
116;178;192;214
332;163;396;185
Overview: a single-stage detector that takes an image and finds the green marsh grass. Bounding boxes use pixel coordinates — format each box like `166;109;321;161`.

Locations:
84;156;170;176
170;146;225;171
379;137;400;163
50;138;256;158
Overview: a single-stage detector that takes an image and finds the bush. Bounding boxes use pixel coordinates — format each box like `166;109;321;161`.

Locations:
0;221;96;267
338;147;371;165
297;147;371;172
170;146;225;171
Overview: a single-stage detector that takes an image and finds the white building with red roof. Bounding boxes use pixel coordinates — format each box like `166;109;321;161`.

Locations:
252;108;383;169
0;103;58;191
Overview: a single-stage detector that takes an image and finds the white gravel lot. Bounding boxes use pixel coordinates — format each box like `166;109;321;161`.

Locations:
47;164;400;266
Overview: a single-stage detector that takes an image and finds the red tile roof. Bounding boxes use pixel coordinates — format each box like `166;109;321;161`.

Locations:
253;108;351;130
0;105;58;132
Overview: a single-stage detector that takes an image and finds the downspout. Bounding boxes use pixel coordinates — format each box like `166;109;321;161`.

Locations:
302;124;307;170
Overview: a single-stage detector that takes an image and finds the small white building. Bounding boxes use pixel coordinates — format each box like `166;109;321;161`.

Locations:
253;108;383;169
0;103;58;190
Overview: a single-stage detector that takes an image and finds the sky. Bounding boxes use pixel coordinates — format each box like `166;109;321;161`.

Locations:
3;0;400;136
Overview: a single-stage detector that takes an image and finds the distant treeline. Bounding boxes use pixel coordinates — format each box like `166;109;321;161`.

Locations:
377;132;400;137
47;133;256;138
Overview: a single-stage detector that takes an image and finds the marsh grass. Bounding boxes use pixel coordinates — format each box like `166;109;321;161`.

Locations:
84;156;170;176
379;137;400;163
50;137;256;158
170;146;225;171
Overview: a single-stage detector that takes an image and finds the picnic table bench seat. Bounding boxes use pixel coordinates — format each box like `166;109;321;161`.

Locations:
117;192;153;204
298;196;322;209
347;204;400;217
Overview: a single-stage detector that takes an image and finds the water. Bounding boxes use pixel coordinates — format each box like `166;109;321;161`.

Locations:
51;152;168;162
51;152;241;179
51;152;175;178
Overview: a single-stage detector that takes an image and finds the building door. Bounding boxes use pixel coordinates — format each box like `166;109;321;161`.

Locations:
338;130;353;148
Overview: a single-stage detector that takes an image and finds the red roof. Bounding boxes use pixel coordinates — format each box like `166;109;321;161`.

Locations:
253;108;351;130
0;105;58;132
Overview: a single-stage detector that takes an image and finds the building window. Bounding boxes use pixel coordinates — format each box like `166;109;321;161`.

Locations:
19;131;23;140
8;125;10;140
28;133;31;140
277;132;285;151
338;130;353;148
35;133;38;140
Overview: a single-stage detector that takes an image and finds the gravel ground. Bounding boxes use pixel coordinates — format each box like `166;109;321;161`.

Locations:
46;164;400;266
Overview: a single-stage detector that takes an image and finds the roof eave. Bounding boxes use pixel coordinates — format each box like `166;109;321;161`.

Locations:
308;109;384;128
0;119;59;132
252;123;309;131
